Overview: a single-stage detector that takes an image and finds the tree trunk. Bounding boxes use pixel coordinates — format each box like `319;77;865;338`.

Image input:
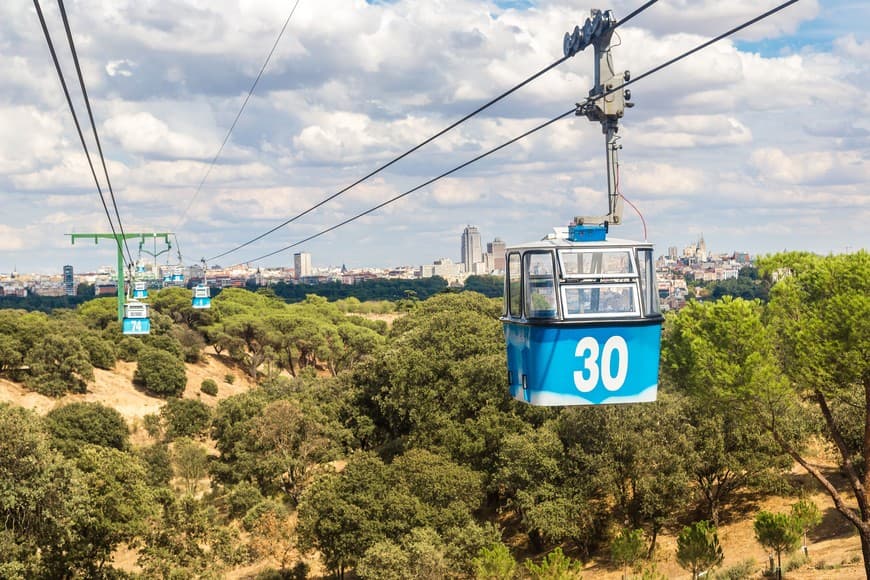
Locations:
860;530;870;578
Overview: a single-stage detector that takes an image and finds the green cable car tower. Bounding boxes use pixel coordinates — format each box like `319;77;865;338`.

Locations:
67;232;172;321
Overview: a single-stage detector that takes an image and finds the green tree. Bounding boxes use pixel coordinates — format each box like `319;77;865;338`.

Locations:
138;493;243;578
524;547;583;579
682;398;790;526
77;297;119;329
790;498;822;556
676;520;724;580
756;252;870;572
134;346;188;397
0;334;23;375
611;528;645;576
172;437;210;494
0;405;81;577
80;333;117;370
160;397;212;440
297;452;425;578
754;511;801;579
65;445;156;575
45;402;129;456
25;332;94;395
473;543;517;580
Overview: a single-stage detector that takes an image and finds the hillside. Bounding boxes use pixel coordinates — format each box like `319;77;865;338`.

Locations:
0;353;864;579
0;349;256;420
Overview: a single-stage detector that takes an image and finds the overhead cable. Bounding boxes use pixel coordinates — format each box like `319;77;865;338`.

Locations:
56;0;135;268
242;108;578;263
174;0;304;232
234;0;803;264
33;0;123;253
207;0;661;263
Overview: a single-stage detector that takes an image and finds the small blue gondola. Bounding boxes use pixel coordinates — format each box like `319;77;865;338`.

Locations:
122;299;150;335
132;280;148;299
192;284;211;309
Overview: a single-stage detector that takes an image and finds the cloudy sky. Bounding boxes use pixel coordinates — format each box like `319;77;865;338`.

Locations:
1;0;867;274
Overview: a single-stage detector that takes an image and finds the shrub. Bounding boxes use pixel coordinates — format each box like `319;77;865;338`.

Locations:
224;373;235;384
117;337;143;361
228;482;265;519
714;558;756;579
134;347;187;397
201;379;219;396
243;499;286;532
138;443;173;488
143;413;163;438
173;327;206;363
525;547;582;579
143;334;184;359
24;333;93;396
45;402;129;456
161;398;212;439
786;553;809;572
81;334;117;370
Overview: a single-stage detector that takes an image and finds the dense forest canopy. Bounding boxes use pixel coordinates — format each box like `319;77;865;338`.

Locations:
0;250;866;578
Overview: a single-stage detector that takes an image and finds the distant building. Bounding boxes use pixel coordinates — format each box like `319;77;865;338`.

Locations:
63;265;75;296
420;258;464;284
94;282;118;296
486;238;506;272
294;252;312;279
461;226;483;273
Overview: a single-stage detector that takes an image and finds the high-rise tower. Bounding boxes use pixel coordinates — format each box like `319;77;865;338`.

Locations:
460;226;482;273
487;238;506;271
294;252;312;279
63;265;75;296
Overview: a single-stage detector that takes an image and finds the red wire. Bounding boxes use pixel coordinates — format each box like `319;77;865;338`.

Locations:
615;162;648;240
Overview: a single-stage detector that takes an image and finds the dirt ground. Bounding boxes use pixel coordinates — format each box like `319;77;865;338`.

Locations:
0;350;256;421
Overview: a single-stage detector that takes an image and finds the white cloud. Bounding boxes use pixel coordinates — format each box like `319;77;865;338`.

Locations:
621;163;706;196
633;115;752;148
750;148;870;185
0;106;65;172
106;59;135;77
102;112;212;158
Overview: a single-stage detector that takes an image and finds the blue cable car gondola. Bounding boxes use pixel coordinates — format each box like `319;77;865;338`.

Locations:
502;226;662;406
122;299;150;335
502;9;662;406
192;258;211;309
192;284;211;309
132;280;148;299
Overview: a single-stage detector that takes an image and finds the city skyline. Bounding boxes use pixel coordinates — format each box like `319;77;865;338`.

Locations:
0;229;797;280
0;1;867;274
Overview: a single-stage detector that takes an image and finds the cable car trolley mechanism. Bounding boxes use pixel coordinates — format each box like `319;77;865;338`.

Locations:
502;9;663;406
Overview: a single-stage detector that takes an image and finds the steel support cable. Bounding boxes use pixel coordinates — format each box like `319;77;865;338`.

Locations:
207;0;661;263
33;0;121;248
56;0;135;268
614;0;802;100
242;109;578;263
207;60;571;262
614;0;659;28
174;0;303;233
234;0;802;265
